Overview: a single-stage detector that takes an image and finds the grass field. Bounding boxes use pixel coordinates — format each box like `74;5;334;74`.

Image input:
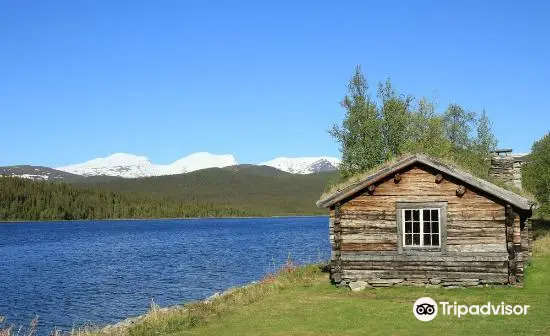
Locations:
81;234;550;336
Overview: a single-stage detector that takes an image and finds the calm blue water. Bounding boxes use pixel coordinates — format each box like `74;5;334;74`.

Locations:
0;217;329;334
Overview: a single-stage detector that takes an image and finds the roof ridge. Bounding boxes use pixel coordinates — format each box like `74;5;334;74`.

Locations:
317;154;534;211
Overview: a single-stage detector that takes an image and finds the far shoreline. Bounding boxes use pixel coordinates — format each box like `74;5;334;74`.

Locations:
0;214;328;224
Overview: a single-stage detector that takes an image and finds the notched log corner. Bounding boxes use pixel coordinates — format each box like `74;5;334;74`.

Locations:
367;184;376;194
394;173;401;184
456;185;466;197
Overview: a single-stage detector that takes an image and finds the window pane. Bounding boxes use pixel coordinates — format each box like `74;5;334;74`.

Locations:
432;234;439;246
432;222;439;233
423;222;431;234
431;209;439;221
402;207;443;248
423;234;431;246
423;209;430;221
413;221;420;233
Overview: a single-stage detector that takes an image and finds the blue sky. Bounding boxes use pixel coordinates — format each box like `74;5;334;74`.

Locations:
1;0;548;167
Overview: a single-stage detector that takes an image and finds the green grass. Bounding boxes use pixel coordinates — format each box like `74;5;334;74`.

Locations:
84;236;550;336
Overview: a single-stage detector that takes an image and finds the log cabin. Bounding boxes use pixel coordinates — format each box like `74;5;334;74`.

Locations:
317;154;535;288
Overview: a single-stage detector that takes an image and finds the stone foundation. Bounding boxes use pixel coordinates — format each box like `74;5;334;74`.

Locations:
343;277;513;290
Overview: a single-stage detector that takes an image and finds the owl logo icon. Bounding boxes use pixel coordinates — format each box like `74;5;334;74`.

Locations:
413;297;438;321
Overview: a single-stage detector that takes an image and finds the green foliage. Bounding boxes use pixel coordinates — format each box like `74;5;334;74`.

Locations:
77;166;336;216
330;66;498;180
0;176;254;221
442;103;476;149
404;98;452;157
0;165;336;221
474;109;498;156
378;78;413;160
523;132;550;217
329;66;384;178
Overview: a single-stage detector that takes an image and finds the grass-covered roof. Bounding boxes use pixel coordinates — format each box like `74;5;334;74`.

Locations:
317;153;535;211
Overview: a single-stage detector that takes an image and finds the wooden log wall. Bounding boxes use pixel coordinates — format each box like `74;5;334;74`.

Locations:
520;216;532;262
506;205;518;286
329;164;527;288
329;204;344;284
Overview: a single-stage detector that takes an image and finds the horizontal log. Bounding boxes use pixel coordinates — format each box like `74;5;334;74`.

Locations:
340;252;509;262
340;207;504;221
343;224;505;233
344;196;502;208
447;244;506;253
448;211;505;221
447;227;505;235
448;220;505;228
340;214;396;221
340;227;396;235
340;219;396;228
341;260;507;267
342;265;507;273
340;243;396;251
341;233;397;244
447;237;503;244
341;270;508;282
340;219;505;228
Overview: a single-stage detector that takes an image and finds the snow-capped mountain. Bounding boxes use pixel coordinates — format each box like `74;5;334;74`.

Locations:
56;152;237;178
168;152;237;174
259;157;340;174
56;153;154;178
50;152;340;178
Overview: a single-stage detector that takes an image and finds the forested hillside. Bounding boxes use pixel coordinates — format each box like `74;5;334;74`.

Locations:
75;165;335;216
0;177;253;221
0;165;335;221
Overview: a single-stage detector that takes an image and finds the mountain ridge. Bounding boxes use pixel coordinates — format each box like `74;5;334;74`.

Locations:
56;152;238;178
74;164;337;215
52;152;340;178
0;165;85;182
1;152;341;181
1;163;338;219
259;157;339;174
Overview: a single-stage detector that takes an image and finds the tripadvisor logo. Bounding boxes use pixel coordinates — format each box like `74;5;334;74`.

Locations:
413;297;530;321
413;297;438;322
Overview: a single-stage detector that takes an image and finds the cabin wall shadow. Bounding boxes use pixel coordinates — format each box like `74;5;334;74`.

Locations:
532;219;550;239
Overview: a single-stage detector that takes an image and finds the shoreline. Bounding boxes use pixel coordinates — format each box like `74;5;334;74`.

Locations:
88;263;325;335
98;279;261;334
0;214;328;224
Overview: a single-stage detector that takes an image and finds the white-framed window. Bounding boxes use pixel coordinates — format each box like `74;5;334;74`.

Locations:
402;208;440;247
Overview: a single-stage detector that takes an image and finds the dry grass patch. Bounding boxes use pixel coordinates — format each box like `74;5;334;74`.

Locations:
534;233;550;256
79;261;326;336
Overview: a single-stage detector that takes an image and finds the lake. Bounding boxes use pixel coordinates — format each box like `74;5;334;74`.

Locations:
0;217;330;334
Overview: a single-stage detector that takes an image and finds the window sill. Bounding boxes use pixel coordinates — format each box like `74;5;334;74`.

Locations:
402;247;443;253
